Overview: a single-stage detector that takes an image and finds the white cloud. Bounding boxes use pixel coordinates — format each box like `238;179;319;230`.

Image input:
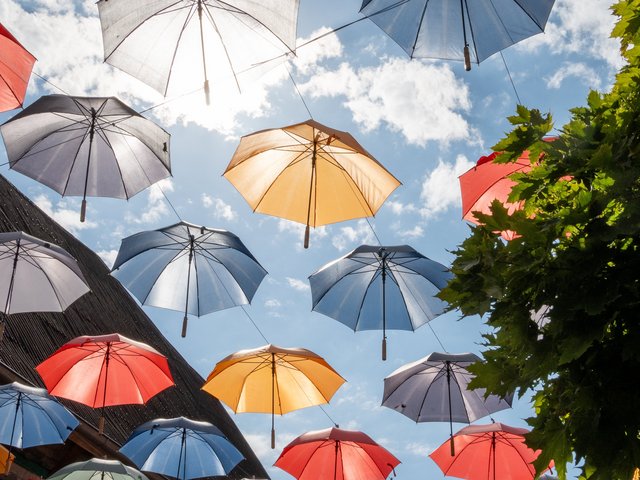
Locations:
545;62;603;90
34;194;98;234
420;155;474;218
96;249;118;269
335;383;381;412
331;219;376;251
385;200;417;215
201;194;237;221
398;225;424;239
125;179;175;225
277;219;328;248
299;58;475;147
293;27;343;76
405;441;437;457
286;277;310;292
264;299;281;308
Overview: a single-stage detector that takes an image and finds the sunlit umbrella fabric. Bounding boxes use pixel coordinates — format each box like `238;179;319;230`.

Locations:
429;422;552;480
0;382;79;449
0;231;89;315
36;333;174;408
47;458;150;480
309;245;452;359
275;427;400;480
97;0;300;100
119;417;244;480
0;94;171;221
224;119;400;247
202;344;345;448
111;221;267;337
0;23;36;112
360;0;555;70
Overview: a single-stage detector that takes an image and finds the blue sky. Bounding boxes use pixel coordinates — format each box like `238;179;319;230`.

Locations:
0;1;621;478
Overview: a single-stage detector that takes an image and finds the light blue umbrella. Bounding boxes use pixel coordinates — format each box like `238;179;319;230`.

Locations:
360;0;555;70
119;417;244;480
309;245;452;360
48;458;149;480
111;221;267;337
0;382;79;453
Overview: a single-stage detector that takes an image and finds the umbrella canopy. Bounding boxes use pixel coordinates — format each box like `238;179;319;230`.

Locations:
459;150;531;240
0;231;89;335
111;221;267;337
0;23;36;112
309;245;452;360
119;417;244;480
275;427;400;480
97;0;300;103
0;94;171;222
429;422;553;480
360;0;555;70
35;333;174;434
202;344;345;449
48;458;150;480
0;382;79;450
224;119;401;248
382;352;513;454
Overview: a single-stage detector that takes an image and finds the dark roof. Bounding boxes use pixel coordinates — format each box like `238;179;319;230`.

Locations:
0;174;268;479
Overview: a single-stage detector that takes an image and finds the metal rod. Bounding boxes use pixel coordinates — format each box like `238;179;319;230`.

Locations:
81;108;97;222
271;353;276;449
2;237;21;337
460;0;471;70
99;342;111;435
182;235;195;338
304;140;317;249
381;254;387;361
197;0;210;105
446;361;455;456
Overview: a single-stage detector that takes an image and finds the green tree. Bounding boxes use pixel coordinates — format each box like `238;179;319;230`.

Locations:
439;1;640;479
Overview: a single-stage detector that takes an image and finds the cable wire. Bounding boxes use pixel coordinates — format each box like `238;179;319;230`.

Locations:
500;51;522;105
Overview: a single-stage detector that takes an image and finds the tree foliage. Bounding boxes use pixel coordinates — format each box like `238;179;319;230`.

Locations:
439;1;640;479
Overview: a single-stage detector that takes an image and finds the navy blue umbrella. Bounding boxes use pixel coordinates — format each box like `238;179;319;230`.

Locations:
309;245;452;360
111;221;267;337
360;0;555;70
119;417;244;480
0;382;79;463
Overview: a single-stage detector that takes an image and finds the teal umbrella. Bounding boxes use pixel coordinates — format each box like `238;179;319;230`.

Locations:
48;458;149;480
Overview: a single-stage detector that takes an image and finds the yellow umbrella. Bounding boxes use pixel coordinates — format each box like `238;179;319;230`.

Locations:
223;119;401;248
202;344;345;449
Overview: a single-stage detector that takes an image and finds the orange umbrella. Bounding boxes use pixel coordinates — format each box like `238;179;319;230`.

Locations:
224;119;401;248
202;344;345;449
0;23;36;112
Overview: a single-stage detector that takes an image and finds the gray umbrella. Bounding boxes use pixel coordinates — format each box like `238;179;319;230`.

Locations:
0;231;89;336
111;221;267;337
48;458;150;480
0;94;171;222
382;352;513;456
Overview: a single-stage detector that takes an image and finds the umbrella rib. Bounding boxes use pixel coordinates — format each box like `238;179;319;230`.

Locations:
162;3;198;97
352;268;382;332
201;4;243;93
93;114;131;200
9;127;88;165
415;368;447;420
17;249;69;310
506;0;546;31
138;248;190;306
410;0;430;57
295;439;331;478
443;434;493;474
60;123;92;197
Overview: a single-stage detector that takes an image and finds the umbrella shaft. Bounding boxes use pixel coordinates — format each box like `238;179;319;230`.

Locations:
4;238;20;314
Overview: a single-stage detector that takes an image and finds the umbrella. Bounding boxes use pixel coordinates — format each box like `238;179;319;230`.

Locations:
360;0;555;70
48;458;150;480
35;333;175;434
0;231;90;337
111;221;267;337
382;352;513;455
119;417;244;480
309;245;452;360
223;119;401;248
0;94;171;222
0;382;79;470
202;344;345;449
459;150;531;240
275;427;400;480
0;23;36;112
429;422;553;480
97;0;300;103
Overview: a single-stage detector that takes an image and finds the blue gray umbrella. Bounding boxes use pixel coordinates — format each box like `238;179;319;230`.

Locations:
111;221;267;337
309;245;452;360
0;382;79;458
48;458;150;480
382;352;513;455
360;0;555;70
119;417;244;480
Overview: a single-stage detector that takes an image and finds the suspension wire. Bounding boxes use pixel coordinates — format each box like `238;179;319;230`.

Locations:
138;87;205;114
500;51;522;105
156;182;182;222
240;305;270;344
318;404;340;428
365;218;383;246
426;321;447;351
32;71;70;96
287;69;313;119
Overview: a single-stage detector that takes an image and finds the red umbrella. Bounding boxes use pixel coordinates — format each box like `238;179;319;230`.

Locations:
35;333;174;434
0;23;36;112
275;427;400;480
429;422;553;480
459;151;531;240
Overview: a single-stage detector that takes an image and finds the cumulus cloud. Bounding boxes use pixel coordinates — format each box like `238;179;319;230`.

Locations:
96;249;118;268
201;194;236;221
546;62;603;90
398;225;424;239
331;220;376;251
299;58;474;147
34;194;98;234
125;179;175;225
385;200;417;216
420;155;474;218
264;299;281;308
286;277;310;292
